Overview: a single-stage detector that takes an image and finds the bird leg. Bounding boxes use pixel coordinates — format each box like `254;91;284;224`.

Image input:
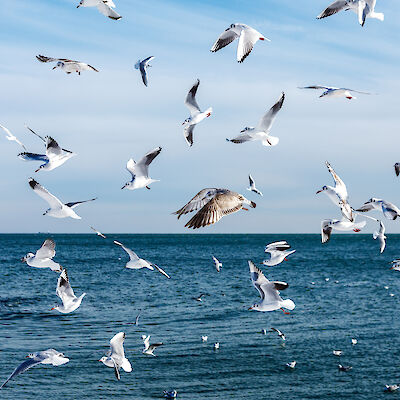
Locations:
281;308;290;315
242;208;249;211
353;229;361;232
146;186;151;190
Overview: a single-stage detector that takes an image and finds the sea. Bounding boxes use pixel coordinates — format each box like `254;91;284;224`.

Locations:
0;233;399;399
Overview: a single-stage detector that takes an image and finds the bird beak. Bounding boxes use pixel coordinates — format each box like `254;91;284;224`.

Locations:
240;129;246;133
98;359;102;362
248;307;253;311
121;185;126;190
316;189;322;194
50;307;55;310
181;122;185;125
21;258;25;262
52;66;56;70
34;168;40;173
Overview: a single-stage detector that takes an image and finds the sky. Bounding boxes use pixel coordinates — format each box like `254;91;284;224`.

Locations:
0;0;399;234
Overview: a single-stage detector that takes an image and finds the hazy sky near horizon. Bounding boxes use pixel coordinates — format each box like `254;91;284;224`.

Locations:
0;0;399;234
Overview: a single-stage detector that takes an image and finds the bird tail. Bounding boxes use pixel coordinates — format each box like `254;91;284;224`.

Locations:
281;299;295;310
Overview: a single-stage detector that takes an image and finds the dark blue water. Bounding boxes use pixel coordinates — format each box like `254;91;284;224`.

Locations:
0;234;399;399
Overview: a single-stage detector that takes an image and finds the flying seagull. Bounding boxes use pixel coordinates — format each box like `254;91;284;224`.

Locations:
28;178;96;219
210;23;270;63
142;335;163;356
194;293;206;302
321;218;366;243
121;147;162;190
227;92;284;147
113;240;170;278
286;361;296;369
338;364;352;372
173;188;256;229
317;0;384;27
351;338;358;345
90;226;106;238
51;269;86;313
247;174;263;196
21;238;62;272
182;79;212;147
385;385;400;393
0;124;26;150
212;256;222;272
262;241;296;266
316;161;353;222
0;349;69;389
299;85;370;99
248;260;295;313
356;198;400;220
164;390;178;398
373;220;386;253
99;332;132;380
270;327;286;341
333;350;342;356
36;55;99;75
135;56;154;87
77;0;122;20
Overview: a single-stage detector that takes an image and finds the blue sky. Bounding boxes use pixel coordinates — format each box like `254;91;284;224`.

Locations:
0;0;399;233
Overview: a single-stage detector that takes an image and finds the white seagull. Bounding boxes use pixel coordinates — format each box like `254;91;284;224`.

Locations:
182;79;212;147
36;55;99;75
135;56;154;87
121;147;162;190
28;178;96;219
174;188;256;229
333;350;342;356
210;23;270;63
142;335;163;356
51;269;86;313
247;174;263;196
99;332;132;380
356;198;400;220
262;240;296;266
321;218;366;243
373;220;386;253
212;256;222;272
113;241;170;278
90;226;106;238
317;0;384;27
316;161;353;222
270;327;286;341
77;0;122;20
0;349;69;389
351;338;358;345
227;92;284;147
21;238;62;272
299;85;370;99
385;385;400;393
286;361;296;369
201;336;208;342
248;260;295;313
214;343;220;350
0;124;26;150
164;390;178;398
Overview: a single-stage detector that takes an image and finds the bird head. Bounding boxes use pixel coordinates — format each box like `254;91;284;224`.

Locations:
98;356;107;363
182;118;191;126
248;304;259;311
53;61;64;70
240;126;251;133
316;185;328;194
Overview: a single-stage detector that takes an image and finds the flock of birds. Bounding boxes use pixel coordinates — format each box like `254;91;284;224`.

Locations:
1;0;398;397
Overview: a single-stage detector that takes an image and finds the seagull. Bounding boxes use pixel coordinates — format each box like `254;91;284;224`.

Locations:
356;198;400;220
351;338;358;345
194;293;206;302
248;260;295;313
142;335;163;356
210;23;270;63
316;0;384;27
76;0;122;20
385;385;400;392
51;269;86;313
173;188;256;229
99;332;132;380
21;238;62;272
390;263;400;271
321;218;366;244
247;174;263;196
214;343;220;350
0;349;69;389
286;361;296;369
201;336;208;342
36;55;99;75
338;364;352;372
121;147;162;190
0;124;26;150
390;293;395;297
163;390;178;398
262;241;296;266
227;92;284;147
212;256;222;272
90;226;106;238
182;79;212;147
135;56;154;87
113;240;170;278
270;327;286;341
28;178;96;219
325;278;330;282
18;134;76;173
333;350;342;356
299;85;370;99
394;163;400;177
373;220;386;253
135;310;141;326
384;286;389;289
317;161;353;222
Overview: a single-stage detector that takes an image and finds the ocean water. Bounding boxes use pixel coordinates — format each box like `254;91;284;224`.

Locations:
0;233;399;399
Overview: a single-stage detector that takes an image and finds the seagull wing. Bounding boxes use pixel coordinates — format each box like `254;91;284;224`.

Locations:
227;132;256;144
173;188;221;218
96;1;122;20
394;163;400;177
153;264;170;279
28;178;63;210
18;152;48;162
298;85;334;90
184;124;195;147
133;147;162;179
35;238;56;259
148;343;163;352
185;79;201;116
325;161;348;200
355;201;377;213
64;198;97;209
56;269;76;305
248;174;255;187
256;92;285;132
321;220;333;243
237;26;262;63
45;136;63;159
210;26;239;52
113;241;139;262
110;332;126;359
382;201;400;220
317;0;351;19
25;125;46;142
